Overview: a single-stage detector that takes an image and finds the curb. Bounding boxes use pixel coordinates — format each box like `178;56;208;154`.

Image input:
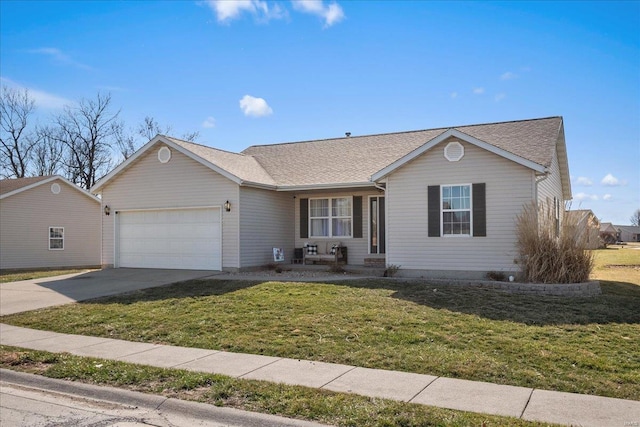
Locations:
0;369;330;427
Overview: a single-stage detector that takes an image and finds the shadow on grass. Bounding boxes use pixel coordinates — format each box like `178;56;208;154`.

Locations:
78;275;640;327
339;278;640;326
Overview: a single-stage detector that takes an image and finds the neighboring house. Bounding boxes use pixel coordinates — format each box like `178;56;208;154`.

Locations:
615;225;640;242
0;175;101;270
600;222;618;245
566;209;600;249
91;116;571;278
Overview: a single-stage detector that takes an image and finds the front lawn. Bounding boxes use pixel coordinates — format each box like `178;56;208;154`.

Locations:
2;248;638;400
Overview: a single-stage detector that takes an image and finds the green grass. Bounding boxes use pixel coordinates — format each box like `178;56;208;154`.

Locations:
2;249;639;400
0;269;89;283
0;345;559;427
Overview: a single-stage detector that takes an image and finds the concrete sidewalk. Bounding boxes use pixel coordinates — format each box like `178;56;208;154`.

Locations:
1;323;638;427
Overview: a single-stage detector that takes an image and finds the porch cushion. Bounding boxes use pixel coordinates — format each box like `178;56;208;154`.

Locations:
307;244;318;255
329;243;340;255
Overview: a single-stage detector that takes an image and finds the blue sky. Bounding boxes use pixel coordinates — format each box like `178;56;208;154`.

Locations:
1;1;638;224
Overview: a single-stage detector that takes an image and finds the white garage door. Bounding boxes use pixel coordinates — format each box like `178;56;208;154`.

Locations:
118;208;221;270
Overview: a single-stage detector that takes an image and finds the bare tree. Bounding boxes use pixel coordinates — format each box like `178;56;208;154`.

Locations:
181;130;200;142
51;92;120;189
32;126;65;176
0;86;38;178
114;116;199;161
631;209;640;227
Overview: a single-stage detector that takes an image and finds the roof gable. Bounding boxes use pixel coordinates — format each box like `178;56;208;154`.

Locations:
91;135;276;193
370;128;548;182
0;175;100;203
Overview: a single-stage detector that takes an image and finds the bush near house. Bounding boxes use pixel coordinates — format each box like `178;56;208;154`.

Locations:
516;201;594;283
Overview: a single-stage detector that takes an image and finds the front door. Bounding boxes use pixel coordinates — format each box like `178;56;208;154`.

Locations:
369;196;386;254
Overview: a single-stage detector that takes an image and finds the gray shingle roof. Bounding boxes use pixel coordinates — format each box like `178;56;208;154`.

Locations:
166;137;276;186
0;176;54;196
242;116;563;187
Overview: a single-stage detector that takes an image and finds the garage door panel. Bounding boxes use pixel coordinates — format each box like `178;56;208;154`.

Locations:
119;208;221;270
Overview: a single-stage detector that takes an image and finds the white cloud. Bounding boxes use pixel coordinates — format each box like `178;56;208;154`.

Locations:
292;0;345;27
450;92;458;99
27;47;92;70
239;95;273;117
500;71;516;80
205;0;286;23
202;116;216;128
0;77;72;110
601;173;627;186
603;194;613;201
574;192;598;201
494;93;506;102
574;176;593;186
473;87;484;95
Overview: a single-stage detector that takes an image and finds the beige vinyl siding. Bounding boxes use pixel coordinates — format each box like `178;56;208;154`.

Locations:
99;143;239;269
293;189;380;265
386;139;534;273
0;179;100;269
239;187;294;267
536;139;563;208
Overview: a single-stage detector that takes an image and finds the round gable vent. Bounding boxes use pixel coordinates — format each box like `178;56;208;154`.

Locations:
158;146;171;163
51;183;61;194
444;141;464;162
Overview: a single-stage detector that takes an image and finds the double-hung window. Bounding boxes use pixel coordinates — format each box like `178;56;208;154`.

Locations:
442;185;471;236
428;183;486;237
49;227;64;250
309;197;352;237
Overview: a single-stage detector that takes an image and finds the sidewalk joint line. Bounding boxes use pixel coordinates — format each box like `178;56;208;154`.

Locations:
519;388;535;418
171;350;223;368
237;357;283;378
319;365;357;389
408;376;439;403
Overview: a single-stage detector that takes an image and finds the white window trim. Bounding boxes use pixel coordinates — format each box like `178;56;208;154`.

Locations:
441;184;473;237
309;196;353;238
49;226;64;250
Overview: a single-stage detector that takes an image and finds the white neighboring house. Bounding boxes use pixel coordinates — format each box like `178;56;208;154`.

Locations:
0;175;101;270
91;116;571;278
615;225;640;243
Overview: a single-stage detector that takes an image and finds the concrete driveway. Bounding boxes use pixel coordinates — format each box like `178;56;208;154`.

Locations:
0;269;216;316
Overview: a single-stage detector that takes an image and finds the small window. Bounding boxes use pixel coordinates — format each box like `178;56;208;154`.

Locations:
441;185;471;236
309;197;352;237
49;227;64;250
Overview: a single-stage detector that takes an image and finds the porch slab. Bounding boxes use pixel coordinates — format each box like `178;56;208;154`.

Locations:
411;377;533;418
241;358;355;388
323;366;437;402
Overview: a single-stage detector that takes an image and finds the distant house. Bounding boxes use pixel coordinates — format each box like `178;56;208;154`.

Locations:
600;222;618;245
566;209;600;249
0;175;101;270
615;225;640;243
91;116;571;279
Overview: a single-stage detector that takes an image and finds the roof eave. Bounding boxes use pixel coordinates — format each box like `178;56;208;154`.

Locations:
1;175;100;203
276;182;376;192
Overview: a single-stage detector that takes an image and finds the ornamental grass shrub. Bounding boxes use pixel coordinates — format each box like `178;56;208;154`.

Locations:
516;200;594;283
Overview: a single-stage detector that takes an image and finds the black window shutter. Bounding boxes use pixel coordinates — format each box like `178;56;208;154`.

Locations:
300;198;309;238
472;183;486;237
353;196;363;238
427;185;441;237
